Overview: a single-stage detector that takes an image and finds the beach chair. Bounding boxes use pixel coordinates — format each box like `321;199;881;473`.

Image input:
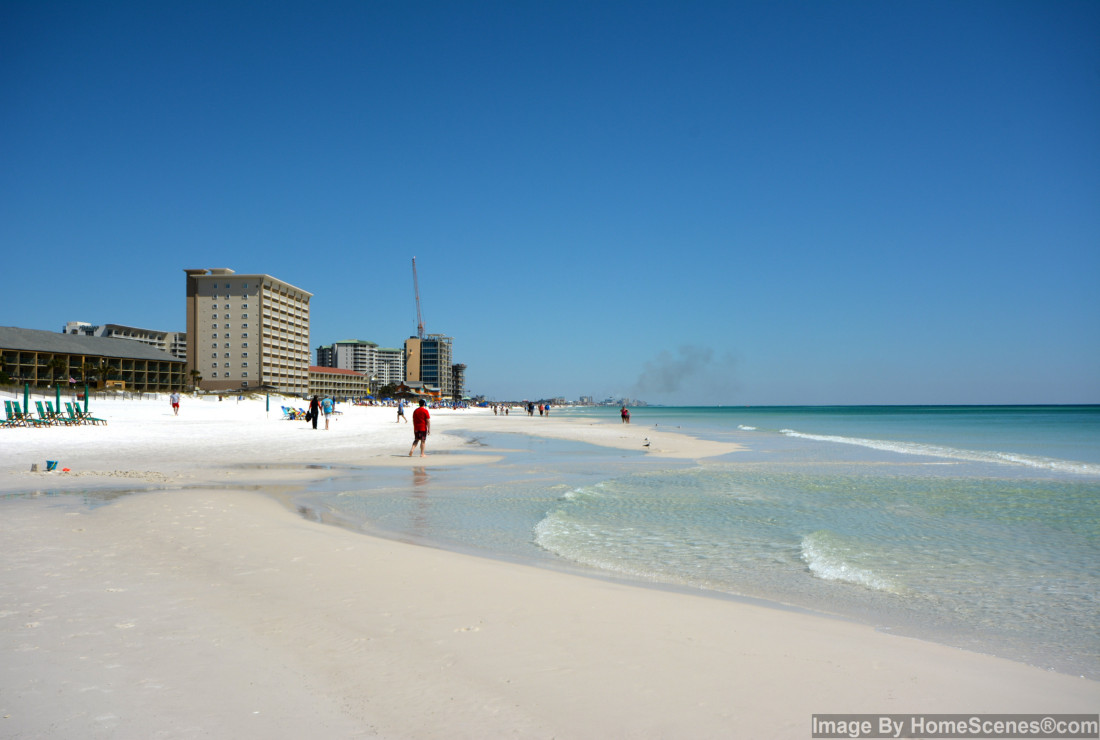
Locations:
64;402;88;425
12;402;49;427
33;401;58;426
45;401;78;425
77;403;107;426
66;402;107;426
2;400;22;427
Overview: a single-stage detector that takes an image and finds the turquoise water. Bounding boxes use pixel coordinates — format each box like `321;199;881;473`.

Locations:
297;406;1100;678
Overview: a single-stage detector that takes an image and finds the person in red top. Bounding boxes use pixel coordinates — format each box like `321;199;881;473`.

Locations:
409;399;431;457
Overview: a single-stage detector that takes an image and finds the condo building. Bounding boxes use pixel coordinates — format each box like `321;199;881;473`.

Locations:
185;268;312;394
64;321;187;361
316;339;405;387
404;334;454;400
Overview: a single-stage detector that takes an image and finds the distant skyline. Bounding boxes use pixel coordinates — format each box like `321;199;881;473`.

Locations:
3;1;1097;405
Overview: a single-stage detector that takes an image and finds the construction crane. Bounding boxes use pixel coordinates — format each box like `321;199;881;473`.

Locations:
411;256;424;340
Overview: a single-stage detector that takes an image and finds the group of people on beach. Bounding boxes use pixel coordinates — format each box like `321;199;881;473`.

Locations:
487;402;552;416
307;394;431;455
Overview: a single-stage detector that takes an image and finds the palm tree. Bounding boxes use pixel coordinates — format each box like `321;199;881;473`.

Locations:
45;357;67;386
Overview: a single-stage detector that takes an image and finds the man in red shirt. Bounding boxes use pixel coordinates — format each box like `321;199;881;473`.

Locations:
409;399;431;457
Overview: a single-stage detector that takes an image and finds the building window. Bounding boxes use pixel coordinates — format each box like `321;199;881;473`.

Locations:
211;353;217;359
224;353;230;358
212;314;218;319
212;363;218;368
242;362;248;367
212;372;218;377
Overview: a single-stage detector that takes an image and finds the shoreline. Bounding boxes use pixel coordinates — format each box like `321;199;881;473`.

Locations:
2;397;1097;737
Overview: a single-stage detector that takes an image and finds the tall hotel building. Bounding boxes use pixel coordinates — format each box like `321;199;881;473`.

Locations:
185;268;312;394
404;333;454;399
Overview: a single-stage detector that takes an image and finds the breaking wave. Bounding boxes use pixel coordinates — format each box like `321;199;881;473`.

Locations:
779;430;1100;475
800;531;900;593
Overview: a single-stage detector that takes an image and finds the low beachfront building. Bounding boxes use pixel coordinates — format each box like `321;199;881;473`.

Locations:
307;366;372;400
0;326;186;392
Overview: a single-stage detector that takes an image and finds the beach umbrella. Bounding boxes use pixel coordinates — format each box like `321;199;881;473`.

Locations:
84;384;89;412
56;385;61;413
24;383;29;413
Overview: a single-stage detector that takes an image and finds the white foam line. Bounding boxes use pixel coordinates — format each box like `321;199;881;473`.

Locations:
779;430;1100;476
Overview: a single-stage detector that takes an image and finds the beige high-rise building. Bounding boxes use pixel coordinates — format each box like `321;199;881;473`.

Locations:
185;268;312;394
404;333;453;399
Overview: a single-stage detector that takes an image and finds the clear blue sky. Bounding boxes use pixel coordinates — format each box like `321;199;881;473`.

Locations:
3;1;1097;405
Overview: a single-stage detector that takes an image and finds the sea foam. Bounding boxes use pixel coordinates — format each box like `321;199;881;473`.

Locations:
779;430;1100;475
799;531;899;593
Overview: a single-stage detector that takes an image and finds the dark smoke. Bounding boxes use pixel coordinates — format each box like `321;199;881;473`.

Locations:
632;345;740;402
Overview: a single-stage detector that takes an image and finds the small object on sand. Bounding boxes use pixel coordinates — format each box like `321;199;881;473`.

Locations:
46;461;58;471
30;463;38;472
643;438;650;448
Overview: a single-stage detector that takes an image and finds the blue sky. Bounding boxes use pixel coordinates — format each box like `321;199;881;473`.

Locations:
2;1;1098;404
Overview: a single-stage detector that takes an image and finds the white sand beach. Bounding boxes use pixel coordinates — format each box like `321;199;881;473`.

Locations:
2;395;1097;738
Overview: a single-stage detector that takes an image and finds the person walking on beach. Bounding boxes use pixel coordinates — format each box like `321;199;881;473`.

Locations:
397;398;407;423
170;391;181;416
621;406;630;424
321;395;334;430
308;395;320;430
409;399;430;457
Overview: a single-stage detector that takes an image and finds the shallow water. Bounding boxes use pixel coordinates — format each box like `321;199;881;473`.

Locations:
293;406;1100;678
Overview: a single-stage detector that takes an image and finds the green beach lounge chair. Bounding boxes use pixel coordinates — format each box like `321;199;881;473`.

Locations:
34;401;58;426
3;400;22;427
43;401;77;425
13;402;49;427
67;402;106;425
45;401;71;425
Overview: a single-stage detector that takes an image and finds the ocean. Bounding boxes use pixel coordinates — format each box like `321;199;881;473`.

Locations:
292;405;1100;678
